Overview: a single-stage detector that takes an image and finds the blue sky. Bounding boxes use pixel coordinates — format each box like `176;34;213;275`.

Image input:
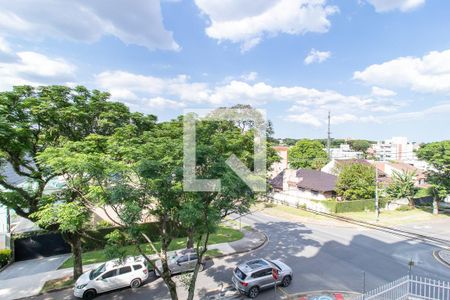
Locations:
0;0;449;142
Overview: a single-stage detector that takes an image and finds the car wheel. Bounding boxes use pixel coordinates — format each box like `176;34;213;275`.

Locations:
282;275;292;287
82;289;96;300
248;286;259;298
130;278;142;289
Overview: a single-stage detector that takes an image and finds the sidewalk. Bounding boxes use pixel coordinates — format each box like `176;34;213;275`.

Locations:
435;249;450;267
0;229;266;300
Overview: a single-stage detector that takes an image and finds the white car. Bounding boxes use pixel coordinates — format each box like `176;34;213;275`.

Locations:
73;256;149;299
154;248;203;277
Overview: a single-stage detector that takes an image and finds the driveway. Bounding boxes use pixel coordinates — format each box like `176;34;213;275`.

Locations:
0;254;70;300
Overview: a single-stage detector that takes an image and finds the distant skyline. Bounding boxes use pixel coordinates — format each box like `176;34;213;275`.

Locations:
0;0;449;142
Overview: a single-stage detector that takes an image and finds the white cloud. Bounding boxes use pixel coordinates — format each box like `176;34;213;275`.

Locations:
365;0;425;12
304;49;331;65
371;86;397;97
354;49;450;94
286;113;322;127
383;102;450;122
0;0;179;51
95;69;403;125
241;72;258;82
145;97;186;109
0;46;76;90
195;0;338;52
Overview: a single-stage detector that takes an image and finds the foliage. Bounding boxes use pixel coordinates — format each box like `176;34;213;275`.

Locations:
416;141;450;214
348;140;371;153
288;139;329;169
0;249;12;268
386;170;417;206
396;205;414;211
336;163;376;200
313;199;376;213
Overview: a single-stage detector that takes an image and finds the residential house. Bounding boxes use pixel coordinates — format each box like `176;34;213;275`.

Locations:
271;169;337;200
374;161;428;187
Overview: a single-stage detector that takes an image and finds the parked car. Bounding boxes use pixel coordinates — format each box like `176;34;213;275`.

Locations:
232;258;293;298
73;256;149;300
154;248;203;276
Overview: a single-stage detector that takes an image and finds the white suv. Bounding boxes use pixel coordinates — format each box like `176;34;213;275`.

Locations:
73;256;149;299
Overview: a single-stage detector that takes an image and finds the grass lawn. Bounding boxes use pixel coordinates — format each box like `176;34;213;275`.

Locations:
255;202;331;222
40;276;74;293
338;207;449;226
60;226;243;269
204;249;223;258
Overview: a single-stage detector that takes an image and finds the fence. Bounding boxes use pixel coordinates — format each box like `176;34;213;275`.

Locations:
354;275;450;300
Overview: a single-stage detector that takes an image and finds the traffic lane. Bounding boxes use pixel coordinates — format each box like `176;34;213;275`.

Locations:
26;273;171;300
235;212;450;296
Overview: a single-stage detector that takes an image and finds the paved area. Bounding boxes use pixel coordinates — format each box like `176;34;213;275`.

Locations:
0;254;70;280
436;250;450;266
25;210;450;300
0;229;265;300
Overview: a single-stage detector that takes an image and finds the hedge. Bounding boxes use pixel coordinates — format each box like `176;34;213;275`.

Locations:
13;222;188;252
312;199;382;213
0;249;12;268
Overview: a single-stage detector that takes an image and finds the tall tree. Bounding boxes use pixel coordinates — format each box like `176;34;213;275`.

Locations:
288;139;329;169
336;163;376;200
416;141;450;215
348;140;371;155
386;170;417;207
0;85;155;279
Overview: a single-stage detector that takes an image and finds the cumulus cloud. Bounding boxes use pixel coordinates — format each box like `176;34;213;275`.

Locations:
354;49;450;94
195;0;338;52
95;69;404;123
0;45;76;90
365;0;425;12
371;86;397;97
304;49;331;65
0;0;179;51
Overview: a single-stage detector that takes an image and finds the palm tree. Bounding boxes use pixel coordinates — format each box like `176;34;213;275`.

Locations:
387;170;417;207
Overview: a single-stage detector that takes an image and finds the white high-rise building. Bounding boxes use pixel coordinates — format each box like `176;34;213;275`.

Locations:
372;137;418;161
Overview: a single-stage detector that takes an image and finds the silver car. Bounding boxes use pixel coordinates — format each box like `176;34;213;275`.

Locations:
154;248;203;276
232;258;293;298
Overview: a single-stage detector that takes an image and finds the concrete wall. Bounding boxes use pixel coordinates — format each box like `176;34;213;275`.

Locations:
269;191;331;213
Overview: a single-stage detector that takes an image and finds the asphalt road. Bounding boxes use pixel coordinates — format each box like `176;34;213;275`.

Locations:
28;211;450;300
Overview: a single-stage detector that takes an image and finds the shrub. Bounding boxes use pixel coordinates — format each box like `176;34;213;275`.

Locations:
0;249;12;268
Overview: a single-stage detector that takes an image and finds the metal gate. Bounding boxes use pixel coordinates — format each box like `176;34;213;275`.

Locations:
14;232;71;261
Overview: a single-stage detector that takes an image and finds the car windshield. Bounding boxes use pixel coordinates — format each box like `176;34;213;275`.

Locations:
268;260;281;270
89;263;106;280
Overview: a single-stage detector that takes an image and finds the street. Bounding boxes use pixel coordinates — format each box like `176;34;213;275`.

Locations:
28;211;450;300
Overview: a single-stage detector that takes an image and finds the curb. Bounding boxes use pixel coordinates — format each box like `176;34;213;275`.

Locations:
433;250;450;268
210;229;269;260
20;229;269;299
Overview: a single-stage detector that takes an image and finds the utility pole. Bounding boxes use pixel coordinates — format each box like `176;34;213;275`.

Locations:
375;167;380;221
327;111;331;160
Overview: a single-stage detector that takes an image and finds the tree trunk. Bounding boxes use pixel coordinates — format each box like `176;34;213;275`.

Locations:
433;198;439;215
186;227;194;249
408;197;415;207
187;232;210;300
64;233;83;280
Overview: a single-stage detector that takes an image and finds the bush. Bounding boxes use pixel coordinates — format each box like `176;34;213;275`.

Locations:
312;199;377;213
0;249;12;268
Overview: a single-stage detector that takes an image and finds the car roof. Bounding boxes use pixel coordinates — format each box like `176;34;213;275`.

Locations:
104;256;145;271
237;258;271;274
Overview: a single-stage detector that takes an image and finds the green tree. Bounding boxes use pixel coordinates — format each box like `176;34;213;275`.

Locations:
336;163;376;200
288;139;329;169
0;85;155;279
416;141;450;215
386;170;417;207
348;140;371;154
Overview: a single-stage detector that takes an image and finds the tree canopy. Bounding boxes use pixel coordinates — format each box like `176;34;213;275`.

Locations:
288;139;329;169
335;163;376;200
